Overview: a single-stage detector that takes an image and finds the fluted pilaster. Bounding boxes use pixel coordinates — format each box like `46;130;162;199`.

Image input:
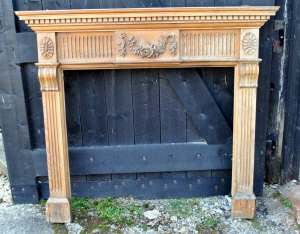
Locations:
232;63;259;218
38;64;71;223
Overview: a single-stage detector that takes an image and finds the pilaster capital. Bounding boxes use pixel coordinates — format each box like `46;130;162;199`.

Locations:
37;63;59;91
239;63;259;88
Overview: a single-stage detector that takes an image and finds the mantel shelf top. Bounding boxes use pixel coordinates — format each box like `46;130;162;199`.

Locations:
15;6;279;31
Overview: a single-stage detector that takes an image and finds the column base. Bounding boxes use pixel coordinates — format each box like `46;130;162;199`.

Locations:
232;193;256;219
46;197;71;223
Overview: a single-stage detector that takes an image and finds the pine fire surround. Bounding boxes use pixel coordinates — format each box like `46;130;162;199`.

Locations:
16;6;279;223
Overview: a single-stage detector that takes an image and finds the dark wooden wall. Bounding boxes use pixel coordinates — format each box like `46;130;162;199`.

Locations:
280;0;300;182
0;0;282;203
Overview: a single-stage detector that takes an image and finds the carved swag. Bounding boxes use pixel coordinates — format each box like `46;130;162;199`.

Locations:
119;33;177;58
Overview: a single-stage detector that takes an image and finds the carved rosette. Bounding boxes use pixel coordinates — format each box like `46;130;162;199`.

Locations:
40;36;55;59
242;32;257;55
119;33;177;58
38;65;58;91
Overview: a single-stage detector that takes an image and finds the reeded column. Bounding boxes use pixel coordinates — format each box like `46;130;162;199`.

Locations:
36;32;71;223
231;63;259;218
38;64;71;223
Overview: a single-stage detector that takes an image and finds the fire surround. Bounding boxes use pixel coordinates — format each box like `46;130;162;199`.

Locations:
15;6;279;223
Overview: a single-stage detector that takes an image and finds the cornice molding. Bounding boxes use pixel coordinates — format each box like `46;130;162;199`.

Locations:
15;6;279;31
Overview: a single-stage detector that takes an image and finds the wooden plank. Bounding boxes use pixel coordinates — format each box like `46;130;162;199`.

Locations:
162;172;187;179
214;0;243;6
159;69;186;143
99;0;125;8
213;68;234;128
158;0;185;7
295;96;300;180
186;68;214;142
42;0;70;10
32;143;232;176
121;0;160;8
28;0;42;10
83;0;99;9
0;0;37;203
243;0;275;6
199;68;214;98
105;70;135;145
64;71;82;147
112;173;136;180
132;69;160;144
156;0;184;7
10;184;39;203
186;0;214;7
39;176;231;199
186;115;204;142
21;64;45;148
70;0;84;9
281;0;300;182
78;70;108;146
137;172;162;180
13;0;30;32
212;169;232;177
17;32;38;63
187;170;211;177
87;175;111;181
161;69;233;144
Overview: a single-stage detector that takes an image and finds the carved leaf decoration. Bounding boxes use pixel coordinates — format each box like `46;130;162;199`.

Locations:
119;33;177;58
40;36;54;59
242;32;257;55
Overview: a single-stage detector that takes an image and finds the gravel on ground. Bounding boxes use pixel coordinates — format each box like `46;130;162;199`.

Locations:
0;172;299;234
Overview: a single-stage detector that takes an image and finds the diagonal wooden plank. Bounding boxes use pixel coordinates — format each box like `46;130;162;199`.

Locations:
160;69;232;144
160;70;187;143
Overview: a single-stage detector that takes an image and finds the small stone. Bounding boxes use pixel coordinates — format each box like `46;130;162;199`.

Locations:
170;216;177;222
145;229;157;234
179;226;186;233
66;223;84;234
225;195;231;203
92;229;101;233
215;208;224;215
0;198;3;204
223;206;231;211
144;209;161;220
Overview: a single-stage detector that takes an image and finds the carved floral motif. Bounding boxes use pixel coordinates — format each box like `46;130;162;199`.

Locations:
242;32;257;55
119;33;177;58
40;36;54;59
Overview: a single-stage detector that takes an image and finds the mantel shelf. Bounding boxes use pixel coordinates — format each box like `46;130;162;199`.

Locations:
16;6;279;31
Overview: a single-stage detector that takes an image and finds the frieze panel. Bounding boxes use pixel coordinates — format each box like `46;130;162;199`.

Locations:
57;32;115;62
180;30;239;59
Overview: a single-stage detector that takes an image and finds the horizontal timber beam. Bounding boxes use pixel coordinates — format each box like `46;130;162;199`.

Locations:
32;143;232;176
39;176;231;200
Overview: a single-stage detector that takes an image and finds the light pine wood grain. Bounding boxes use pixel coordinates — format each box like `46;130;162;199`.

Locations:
15;6;279;223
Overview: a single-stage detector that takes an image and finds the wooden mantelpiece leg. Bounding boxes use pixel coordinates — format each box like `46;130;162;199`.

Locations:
38;64;71;223
232;63;259;219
